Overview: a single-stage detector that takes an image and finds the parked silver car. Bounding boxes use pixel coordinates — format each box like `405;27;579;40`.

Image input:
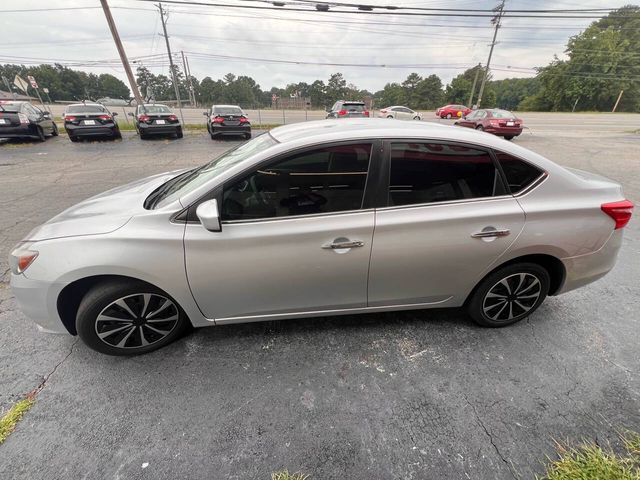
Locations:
10;119;633;355
378;106;421;120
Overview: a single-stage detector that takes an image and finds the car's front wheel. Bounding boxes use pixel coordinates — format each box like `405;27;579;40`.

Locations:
76;280;189;355
467;263;550;327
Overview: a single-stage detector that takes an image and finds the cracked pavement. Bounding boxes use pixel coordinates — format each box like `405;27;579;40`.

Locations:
0;121;639;479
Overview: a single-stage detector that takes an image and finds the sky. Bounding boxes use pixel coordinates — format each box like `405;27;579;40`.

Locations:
0;0;634;93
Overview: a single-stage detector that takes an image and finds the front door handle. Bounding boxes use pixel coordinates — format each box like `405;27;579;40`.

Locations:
322;240;365;250
471;228;511;238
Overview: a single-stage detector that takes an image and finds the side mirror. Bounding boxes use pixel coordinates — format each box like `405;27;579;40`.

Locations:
196;199;221;232
128;112;135;117
202;111;208;116
42;111;50;116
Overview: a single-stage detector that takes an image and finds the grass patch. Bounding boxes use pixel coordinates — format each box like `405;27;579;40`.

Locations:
271;470;309;480
539;432;640;480
0;395;35;445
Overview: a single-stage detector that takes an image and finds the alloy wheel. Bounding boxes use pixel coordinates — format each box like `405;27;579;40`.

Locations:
94;293;179;349
482;273;542;322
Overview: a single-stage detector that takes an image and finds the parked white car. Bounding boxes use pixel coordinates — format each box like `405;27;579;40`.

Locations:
378;106;421;120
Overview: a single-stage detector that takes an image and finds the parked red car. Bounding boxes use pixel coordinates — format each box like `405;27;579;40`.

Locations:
455;108;523;140
436;104;471;119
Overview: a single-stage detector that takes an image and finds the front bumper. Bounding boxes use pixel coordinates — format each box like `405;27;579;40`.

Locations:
10;273;69;334
558;229;623;295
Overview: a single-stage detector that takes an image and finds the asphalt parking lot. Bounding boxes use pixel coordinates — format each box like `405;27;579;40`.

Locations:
1;115;639;479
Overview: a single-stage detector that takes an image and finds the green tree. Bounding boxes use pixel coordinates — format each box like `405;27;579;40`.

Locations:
326;73;348;100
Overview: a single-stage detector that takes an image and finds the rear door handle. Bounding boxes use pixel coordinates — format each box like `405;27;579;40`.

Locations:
471;228;511;238
322;240;365;249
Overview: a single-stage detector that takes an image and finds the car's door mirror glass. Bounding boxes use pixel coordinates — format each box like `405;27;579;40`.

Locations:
196;199;222;232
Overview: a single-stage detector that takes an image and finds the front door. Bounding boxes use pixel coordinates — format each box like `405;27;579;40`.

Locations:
367;141;526;307
184;142;377;321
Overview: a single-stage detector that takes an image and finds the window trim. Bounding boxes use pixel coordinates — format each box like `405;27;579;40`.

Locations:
378;138;511;210
178;138;383;224
490;148;548;197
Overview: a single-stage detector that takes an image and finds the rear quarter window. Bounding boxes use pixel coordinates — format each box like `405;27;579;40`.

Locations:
494;151;544;194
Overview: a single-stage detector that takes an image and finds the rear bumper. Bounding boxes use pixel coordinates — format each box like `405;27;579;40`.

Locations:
558;229;623;294
139;123;181;135
211;125;251;135
10;272;70;334
485;127;523;136
65;124;118;137
0;124;39;139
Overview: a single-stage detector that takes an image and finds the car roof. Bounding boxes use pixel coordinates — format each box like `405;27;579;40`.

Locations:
212;104;242;108
66;103;104;108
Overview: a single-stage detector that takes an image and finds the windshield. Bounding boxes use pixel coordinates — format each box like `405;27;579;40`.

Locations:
149;133;278;209
143;105;171;114
491;109;516;119
67;105;106;113
214;107;243;116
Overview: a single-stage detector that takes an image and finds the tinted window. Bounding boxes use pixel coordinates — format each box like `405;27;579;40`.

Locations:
213;106;243;116
222;143;372;220
342;103;365;112
143;105;171;114
388;142;506;206
494;151;543;194
490;109;515;119
0;101;22;112
67;105;106;113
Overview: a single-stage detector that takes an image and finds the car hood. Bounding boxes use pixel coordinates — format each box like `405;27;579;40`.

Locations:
24;169;189;242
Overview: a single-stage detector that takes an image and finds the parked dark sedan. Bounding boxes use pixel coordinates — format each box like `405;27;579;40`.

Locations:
204;105;251;139
0;101;58;141
129;104;182;139
63;103;121;142
455;108;523;140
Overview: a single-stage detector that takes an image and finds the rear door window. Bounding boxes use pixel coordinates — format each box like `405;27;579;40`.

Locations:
494;151;544;194
387;142;506;207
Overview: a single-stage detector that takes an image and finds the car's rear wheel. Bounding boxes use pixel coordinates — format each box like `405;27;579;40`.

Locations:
51;124;59;137
113;128;122;140
476;125;484;131
386;115;394;119
467;263;550;327
446;113;452;119
76;280;189;356
68;134;79;142
36;126;46;142
176;127;183;139
244;132;251;139
504;135;514;140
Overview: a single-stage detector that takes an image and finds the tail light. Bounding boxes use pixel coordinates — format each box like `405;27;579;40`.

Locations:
18;113;29;124
338;109;347;116
363;111;370;117
601;200;634;229
98;114;112;121
239;116;249;124
138;114;150;123
64;115;76;122
168;114;178;121
489;119;500;126
212;116;224;124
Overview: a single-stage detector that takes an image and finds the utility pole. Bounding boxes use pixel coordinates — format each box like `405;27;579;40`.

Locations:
612;90;624;112
185;55;196;107
476;0;505;108
468;63;481;108
181;50;195;106
100;0;143;107
157;3;185;123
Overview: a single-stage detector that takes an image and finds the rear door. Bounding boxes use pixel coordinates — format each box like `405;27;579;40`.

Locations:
367;140;526;307
184;141;380;321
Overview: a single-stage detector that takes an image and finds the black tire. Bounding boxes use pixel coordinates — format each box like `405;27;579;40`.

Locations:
504;135;514;141
69;134;79;143
176;127;183;139
387;115;394;119
476;125;484;131
36;126;46;142
76;279;189;356
51;123;59;136
467;263;550;327
244;132;251;140
446;113;452;119
139;131;147;140
113;128;122;140
413;116;421;121
210;129;217;140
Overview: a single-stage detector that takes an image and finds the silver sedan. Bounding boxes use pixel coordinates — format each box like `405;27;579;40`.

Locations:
10;119;634;355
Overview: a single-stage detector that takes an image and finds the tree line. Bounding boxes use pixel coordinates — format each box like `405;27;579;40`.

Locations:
2;6;637;112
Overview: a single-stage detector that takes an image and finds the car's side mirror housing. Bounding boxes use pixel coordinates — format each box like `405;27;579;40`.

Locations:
202;111;208;116
196;199;221;232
